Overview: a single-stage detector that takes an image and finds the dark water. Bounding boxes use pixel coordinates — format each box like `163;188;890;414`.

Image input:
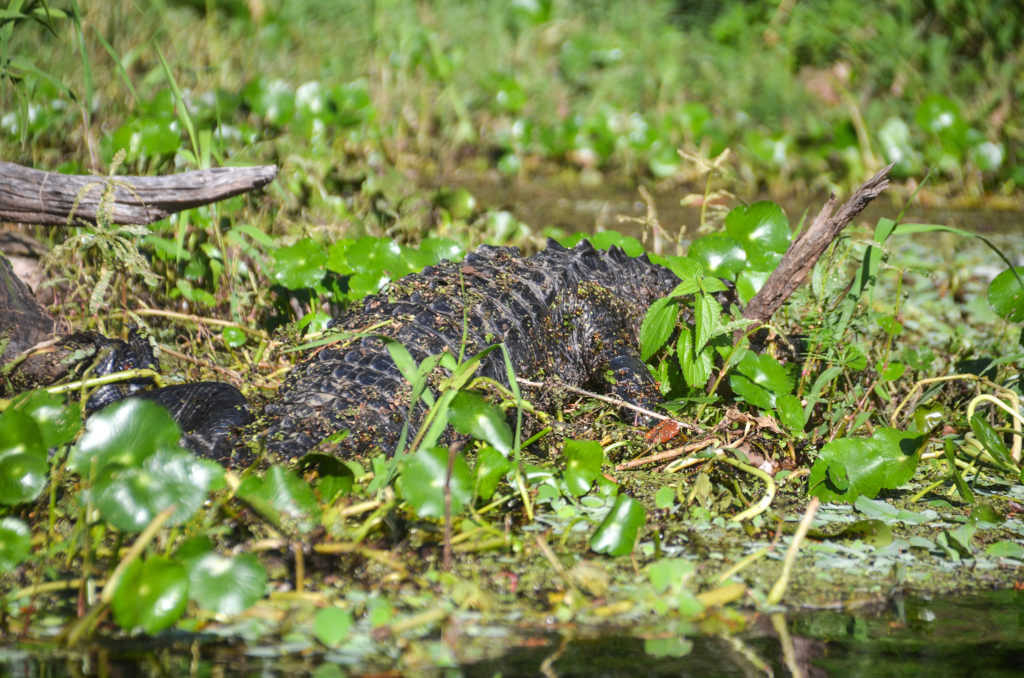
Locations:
4;591;1023;677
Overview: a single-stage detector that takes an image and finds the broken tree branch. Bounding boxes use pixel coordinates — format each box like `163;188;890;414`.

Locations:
742;163;893;324
0;161;278;226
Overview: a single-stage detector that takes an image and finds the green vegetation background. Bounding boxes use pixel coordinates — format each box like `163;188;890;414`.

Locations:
2;0;1022;202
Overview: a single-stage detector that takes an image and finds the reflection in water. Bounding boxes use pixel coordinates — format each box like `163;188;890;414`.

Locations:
5;592;1023;677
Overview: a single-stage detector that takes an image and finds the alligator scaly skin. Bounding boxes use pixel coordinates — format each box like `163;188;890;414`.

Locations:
261;239;685;458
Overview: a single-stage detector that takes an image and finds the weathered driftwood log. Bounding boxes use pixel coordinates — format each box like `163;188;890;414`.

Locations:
742;163;893;324
0;161;278;226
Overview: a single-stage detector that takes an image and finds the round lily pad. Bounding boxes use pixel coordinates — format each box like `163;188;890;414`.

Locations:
687;234;746;278
110;556;189;634
398;446;472;519
724;201;790;271
271;237;328;290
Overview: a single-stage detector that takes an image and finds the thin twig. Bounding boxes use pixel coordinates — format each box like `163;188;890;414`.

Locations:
517;377;703;432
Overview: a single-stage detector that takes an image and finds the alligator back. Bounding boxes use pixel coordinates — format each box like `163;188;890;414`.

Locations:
262;239;683;458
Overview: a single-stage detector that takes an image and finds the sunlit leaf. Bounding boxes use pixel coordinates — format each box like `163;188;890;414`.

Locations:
724;201;790;271
640;296;678;361
222;326;247;348
110;556;188;634
12;390;81;448
693;292;721;353
0;517;31;573
677;328;713;389
687;234;745;279
448;391;513;456
775;394;806;434
644;636;693;658
237;466;322;534
735;269;772;305
734;352;793;395
93;446;222;532
271;238;327;290
654;486;675;509
729;374;773;410
185;551;266;615
313;607;354;647
590;493;645;556
475;445;513;500
810;428;923;502
563;439;603;496
970;413;1015;470
69;399;182;476
986;541;1024;559
398;446;473;519
987;267;1024;322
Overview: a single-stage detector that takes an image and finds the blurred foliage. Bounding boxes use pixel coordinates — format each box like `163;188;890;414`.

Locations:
0;0;1020;199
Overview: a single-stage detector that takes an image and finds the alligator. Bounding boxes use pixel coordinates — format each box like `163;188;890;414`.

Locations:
259;238;719;459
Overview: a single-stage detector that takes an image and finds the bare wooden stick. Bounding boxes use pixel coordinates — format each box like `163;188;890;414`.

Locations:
742;164;893;324
0;161;278;226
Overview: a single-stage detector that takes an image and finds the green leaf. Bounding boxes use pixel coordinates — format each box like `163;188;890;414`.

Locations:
646;557;694;594
0;409;47;505
687;234;746;278
986;541;1024;559
810;428;923;502
735;352;793;395
475;446;513;501
640;297;678;361
563;439;604;497
590;493;645;556
944;438;974;503
222;326;247;348
970;413;1015;470
183;550;266;615
271;238;328;289
660;256;704;284
344;237;411;276
654;486;675;509
693;292;721;353
237;466;322;535
447;391;513;456
644;636;693;658
0;517;31;573
775;394;806;434
93;446;222;532
397;446;473;519
676;327;713;389
300;454;355;503
729;374;774;410
313;607;354;647
734;269;770;305
987;267;1024;322
724;201;790;271
110;556;189;634
69;399;182;476
13;390;81;448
